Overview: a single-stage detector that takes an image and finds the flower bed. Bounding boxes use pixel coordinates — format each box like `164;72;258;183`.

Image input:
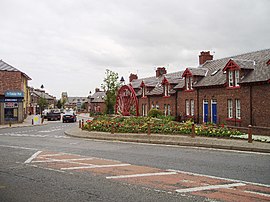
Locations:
83;116;245;138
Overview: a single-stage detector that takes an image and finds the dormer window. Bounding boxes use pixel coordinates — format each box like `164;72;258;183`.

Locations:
182;68;193;91
185;76;193;90
140;81;146;98
223;59;242;88
162;77;170;97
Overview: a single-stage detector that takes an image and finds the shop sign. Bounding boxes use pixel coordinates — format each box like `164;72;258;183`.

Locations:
5;91;24;98
4;102;18;108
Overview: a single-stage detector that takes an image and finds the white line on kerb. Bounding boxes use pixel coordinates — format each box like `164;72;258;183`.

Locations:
175;183;246;193
24;151;43;164
0;144;37;151
61;163;131;170
106;171;178;179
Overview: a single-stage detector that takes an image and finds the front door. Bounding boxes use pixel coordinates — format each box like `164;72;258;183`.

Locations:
203;100;208;123
211;100;217;124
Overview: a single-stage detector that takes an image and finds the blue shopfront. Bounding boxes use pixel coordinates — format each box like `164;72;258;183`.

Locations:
0;91;24;124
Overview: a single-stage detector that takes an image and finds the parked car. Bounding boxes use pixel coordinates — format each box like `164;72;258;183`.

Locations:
62;111;77;123
47;109;61;121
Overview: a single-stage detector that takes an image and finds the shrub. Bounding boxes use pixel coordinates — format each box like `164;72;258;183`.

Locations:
147;108;163;118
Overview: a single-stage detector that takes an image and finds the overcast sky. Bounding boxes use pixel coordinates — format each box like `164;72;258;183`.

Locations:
1;0;269;99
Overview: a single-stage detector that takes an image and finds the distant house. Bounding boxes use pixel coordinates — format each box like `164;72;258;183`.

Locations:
129;49;270;135
89;88;106;114
29;88;56;115
61;92;88;112
0;60;31;124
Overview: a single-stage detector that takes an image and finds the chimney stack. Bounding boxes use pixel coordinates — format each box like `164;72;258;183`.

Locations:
199;51;213;65
95;88;100;93
156;67;167;77
129;73;138;82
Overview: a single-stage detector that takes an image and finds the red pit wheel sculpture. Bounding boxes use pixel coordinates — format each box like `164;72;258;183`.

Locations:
115;84;139;116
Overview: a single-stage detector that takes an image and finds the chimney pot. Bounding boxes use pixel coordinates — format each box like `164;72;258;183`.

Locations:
129;73;138;82
199;51;213;65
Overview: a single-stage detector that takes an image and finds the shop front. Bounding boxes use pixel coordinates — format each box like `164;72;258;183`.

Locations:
0;91;24;124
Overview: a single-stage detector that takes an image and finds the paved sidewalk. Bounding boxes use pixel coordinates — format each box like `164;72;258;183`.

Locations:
0;115;48;129
65;127;270;153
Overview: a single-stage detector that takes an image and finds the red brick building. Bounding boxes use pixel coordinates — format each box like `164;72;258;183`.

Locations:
89;88;106;114
0;60;31;124
130;49;270;135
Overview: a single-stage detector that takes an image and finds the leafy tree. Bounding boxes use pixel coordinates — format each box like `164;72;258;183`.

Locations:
101;69;120;114
38;97;48;113
56;100;62;109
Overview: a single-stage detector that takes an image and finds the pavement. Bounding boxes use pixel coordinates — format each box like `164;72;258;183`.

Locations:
0;115;48;129
65;127;270;153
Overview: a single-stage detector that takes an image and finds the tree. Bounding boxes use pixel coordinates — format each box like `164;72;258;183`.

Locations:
101;69;120;114
56;100;62;109
38;97;48;113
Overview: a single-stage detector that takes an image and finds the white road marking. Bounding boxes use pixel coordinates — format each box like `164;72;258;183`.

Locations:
61;163;131;170
24;151;43;164
167;169;270;188
244;190;270;198
32;157;94;163
29;164;66;173
175;183;246;193
0;144;37;151
106;171;178;179
39;153;66;157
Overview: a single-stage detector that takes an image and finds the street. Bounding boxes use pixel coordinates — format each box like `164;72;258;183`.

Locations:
0;122;269;202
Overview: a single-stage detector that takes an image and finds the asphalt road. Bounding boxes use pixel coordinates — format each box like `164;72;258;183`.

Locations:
0;122;269;202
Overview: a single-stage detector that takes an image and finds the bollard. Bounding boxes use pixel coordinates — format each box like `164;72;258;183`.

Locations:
147;122;151;135
32;119;34;125
81;119;84;128
111;124;115;134
41;117;44;124
248;125;252;143
9;122;11;127
79;120;81;128
191;123;195;138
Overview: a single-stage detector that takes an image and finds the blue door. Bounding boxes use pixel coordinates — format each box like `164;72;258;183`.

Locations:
211;100;217;124
203;100;208;123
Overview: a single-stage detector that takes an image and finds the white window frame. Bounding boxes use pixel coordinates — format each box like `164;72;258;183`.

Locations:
142;104;145;116
235;70;240;86
185;78;189;90
164;84;169;96
236;99;241;119
142;86;145;97
190;99;194;116
228;99;233;118
185;100;190;115
190;77;193;90
228;71;233;87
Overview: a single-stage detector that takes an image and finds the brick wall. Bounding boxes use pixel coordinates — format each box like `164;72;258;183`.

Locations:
0;71;23;94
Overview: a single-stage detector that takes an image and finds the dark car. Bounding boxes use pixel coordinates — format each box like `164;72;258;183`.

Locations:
62;111;77;123
47;109;61;121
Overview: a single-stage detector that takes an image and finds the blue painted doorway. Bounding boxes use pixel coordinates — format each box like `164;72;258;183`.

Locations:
211;100;217;124
203;100;208;123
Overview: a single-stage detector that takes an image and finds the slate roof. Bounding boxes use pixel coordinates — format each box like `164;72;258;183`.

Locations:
0;60;31;80
195;49;270;87
130;49;270;95
90;91;106;103
67;97;88;104
31;89;55;100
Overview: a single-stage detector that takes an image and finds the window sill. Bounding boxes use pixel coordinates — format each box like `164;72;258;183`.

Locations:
226;86;240;90
226;118;242;122
141;96;147;99
184;90;194;92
